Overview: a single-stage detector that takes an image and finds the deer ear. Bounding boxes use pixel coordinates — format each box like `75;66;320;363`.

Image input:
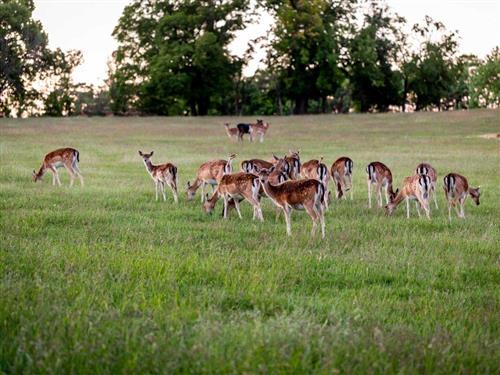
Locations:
138;151;142;156
186;181;191;188
273;154;279;161
150;151;154;155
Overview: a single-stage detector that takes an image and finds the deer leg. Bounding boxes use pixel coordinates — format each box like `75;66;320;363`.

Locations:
348;175;353;200
459;198;466;218
167;178;178;203
415;201;422;217
384;183;390;205
54;169;62;186
161;182;167;201
305;204;319;237
432;184;438;209
223;195;229;219
417;197;430;219
51;170;56;186
283;206;292;236
155;181;159;201
406;198;410;218
233;198;243;219
201;182;206;203
377;183;383;208
447;201;452;222
73;162;84;186
367;180;372;208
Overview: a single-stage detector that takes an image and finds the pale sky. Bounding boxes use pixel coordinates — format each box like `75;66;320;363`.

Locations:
33;0;500;85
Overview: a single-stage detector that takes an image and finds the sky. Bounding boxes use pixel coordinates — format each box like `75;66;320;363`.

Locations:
33;0;500;86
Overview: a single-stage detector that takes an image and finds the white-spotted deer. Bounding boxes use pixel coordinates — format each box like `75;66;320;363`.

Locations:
32;147;84;187
366;161;398;208
284;150;301;179
241;158;274;173
416;163;438;209
331;157;353;200
258;169;325;238
443;173;481;222
187;154;236;202
301;157;330;209
249;120;270;143
138;151;178;203
385;174;432;219
203;172;263;221
224;123;240;141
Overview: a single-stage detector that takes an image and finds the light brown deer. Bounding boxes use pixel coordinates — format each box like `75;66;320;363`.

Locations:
138;151;178;203
258;169;325;238
187;154;236;202
203;172;263;221
331;157;353;200
385;174;432;219
241;158;274;173
284;150;301;179
301;157;330;209
415;162;438;209
224;123;240;141
366;161;398;208
443;173;481;222
249;120;270;143
32;147;83;187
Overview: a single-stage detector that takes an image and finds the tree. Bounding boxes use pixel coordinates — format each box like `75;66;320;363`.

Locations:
469;47;500;108
348;2;405;112
110;0;250;116
260;0;355;114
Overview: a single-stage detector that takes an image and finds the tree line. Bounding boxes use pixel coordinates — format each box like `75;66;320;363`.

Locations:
1;0;499;117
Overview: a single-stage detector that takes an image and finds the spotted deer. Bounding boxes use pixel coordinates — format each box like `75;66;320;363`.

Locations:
331;157;353;200
301;157;330;209
366;161;398;208
138;151;178;203
203;172;263;221
224;123;240;141
187;154;236;202
258;169;325;238
32;147;84;187
249;120;270;143
241;158;274;174
416;163;438;209
284;150;301;179
385;174;432;219
443;173;481;222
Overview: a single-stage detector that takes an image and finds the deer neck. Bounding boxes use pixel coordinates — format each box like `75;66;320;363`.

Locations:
143;159;155;174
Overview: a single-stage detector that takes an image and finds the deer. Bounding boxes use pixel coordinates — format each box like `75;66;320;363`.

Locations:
331;157;354;200
366;161;399;208
241;158;274;173
224;123;240;141
284;150;301;179
257;168;325;238
301;157;330;209
249;119;270;143
203;172;263;221
443;173;481;222
385;174;432;219
138;151;178;203
237;123;251;142
32;147;84;187
187;154;236;202
415;163;438;209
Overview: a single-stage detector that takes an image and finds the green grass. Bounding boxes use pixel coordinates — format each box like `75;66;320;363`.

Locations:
1;110;499;374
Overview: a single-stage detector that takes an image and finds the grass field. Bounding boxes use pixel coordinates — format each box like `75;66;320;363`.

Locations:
1;110;499;374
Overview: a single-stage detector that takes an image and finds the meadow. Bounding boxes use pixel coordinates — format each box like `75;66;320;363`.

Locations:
0;110;499;374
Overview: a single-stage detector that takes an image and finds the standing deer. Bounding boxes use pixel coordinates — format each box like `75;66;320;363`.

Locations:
301;157;330;209
138;151;178;203
224;123;240;141
415;163;438;209
258;168;325;238
187;154;236;202
443;173;481;222
249;120;270;143
284;150;301;179
366;161;398;208
331;157;354;200
32;147;84;187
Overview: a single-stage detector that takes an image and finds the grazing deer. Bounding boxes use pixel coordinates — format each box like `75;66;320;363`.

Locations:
443;173;481;222
301;157;330;209
187;154;236;202
224;123;240;141
32;147;84;187
415;163;438;209
249;119;270;143
331;157;354;200
258;169;325;238
241;158;274;173
366;161;399;208
284;150;301;179
385;174;432;219
203;172;263;221
138;151;178;203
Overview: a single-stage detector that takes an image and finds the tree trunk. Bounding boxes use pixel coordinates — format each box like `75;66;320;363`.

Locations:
293;96;308;114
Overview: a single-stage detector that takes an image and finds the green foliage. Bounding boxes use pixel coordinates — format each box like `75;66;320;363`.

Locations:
469;47;500;108
73;85;111;116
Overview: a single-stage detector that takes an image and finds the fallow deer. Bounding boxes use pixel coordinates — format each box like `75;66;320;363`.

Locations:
249;120;270;143
301;157;330;209
187;154;236;202
284;150;301;179
385;174;432;219
443;173;481;222
203;172;263;221
138;151;178;203
241;158;274;173
224;123;240;141
366;161;399;208
415;162;438;209
258;169;325;238
331;157;354;200
32;147;84;187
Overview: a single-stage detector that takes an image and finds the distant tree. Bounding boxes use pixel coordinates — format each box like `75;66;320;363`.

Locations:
260;0;355;114
73;85;111;116
110;0;250;116
469;47;500;108
348;1;405;112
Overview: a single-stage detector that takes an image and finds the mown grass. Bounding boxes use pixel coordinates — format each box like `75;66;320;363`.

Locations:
0;110;499;374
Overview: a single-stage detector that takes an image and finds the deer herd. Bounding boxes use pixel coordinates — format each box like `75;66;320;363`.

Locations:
32;123;482;238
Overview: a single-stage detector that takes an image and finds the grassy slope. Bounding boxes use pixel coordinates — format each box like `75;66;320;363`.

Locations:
0;110;499;374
